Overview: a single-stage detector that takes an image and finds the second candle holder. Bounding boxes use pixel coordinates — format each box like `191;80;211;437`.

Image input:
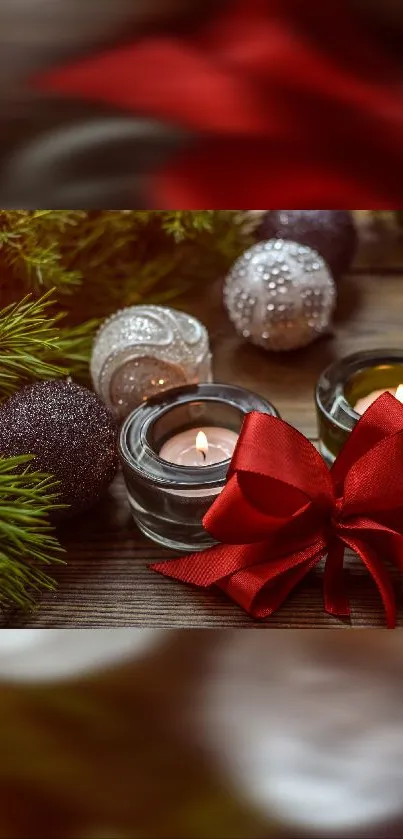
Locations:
315;349;403;463
119;383;279;551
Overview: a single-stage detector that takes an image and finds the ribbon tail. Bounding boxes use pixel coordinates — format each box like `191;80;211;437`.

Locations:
324;538;350;618
343;533;396;629
151;542;269;588
152;539;326;619
344;518;403;575
222;550;324;618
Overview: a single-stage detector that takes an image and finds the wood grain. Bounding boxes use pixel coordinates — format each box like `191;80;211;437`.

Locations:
5;231;403;627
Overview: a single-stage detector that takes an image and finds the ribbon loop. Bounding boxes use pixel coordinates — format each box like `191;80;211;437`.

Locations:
153;395;403;628
230;412;335;514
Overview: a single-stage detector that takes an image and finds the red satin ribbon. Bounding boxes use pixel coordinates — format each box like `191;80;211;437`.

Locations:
152;393;403;627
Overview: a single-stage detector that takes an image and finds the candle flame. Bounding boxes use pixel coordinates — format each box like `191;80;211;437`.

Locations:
196;431;209;455
396;385;403;403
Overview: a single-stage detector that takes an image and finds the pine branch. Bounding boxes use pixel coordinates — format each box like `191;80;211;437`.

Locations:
43;315;100;383
0;210;85;295
0;211;252;323
160;211;216;241
0;292;66;396
60;210;252;321
0;292;98;397
0;454;65;611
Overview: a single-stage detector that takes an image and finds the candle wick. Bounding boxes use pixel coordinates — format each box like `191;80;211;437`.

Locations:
201;450;206;462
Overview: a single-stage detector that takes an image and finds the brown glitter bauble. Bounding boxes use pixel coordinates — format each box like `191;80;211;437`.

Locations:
257;210;358;280
0;379;118;519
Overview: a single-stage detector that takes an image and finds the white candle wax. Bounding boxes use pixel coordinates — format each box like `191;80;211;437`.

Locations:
354;384;403;415
159;427;238;467
159;426;239;498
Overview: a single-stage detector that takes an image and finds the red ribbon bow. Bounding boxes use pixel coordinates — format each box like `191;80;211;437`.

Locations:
152;393;403;627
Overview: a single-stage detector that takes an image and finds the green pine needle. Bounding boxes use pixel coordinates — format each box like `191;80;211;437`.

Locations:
159;210;216;241
0;454;65;611
42;314;100;384
0;209;84;294
0;291;98;397
0;210;253;323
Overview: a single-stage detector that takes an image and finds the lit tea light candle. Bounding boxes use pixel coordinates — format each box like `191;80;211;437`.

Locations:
159;427;238;467
316;350;403;464
119;383;279;551
354;384;403;416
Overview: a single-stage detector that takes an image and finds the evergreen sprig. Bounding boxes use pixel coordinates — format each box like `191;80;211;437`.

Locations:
0;454;64;610
0;209;85;294
159;211;217;240
43;317;99;383
60;210;253;321
0;291;98;397
0;211;252;322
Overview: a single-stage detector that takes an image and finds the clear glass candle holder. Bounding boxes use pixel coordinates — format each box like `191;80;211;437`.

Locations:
316;349;403;463
119;383;280;552
91;305;213;421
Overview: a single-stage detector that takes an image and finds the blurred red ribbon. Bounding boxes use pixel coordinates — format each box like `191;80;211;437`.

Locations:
35;0;403;208
152;393;403;627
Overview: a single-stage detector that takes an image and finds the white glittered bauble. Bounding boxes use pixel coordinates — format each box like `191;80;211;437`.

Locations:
223;239;336;351
91;305;212;420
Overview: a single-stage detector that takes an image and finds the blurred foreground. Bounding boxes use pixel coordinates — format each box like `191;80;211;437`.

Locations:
2;630;403;838
0;0;402;207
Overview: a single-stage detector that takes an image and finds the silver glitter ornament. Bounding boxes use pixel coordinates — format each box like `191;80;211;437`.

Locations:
0;379;118;519
91;305;213;421
223;239;336;352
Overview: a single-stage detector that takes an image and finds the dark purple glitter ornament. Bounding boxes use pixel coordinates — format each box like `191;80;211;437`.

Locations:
0;379;118;519
257;211;357;279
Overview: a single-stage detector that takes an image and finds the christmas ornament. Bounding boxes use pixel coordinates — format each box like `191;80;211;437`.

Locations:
258;210;357;279
91;305;212;420
153;393;403;628
0;379;118;519
223;240;336;352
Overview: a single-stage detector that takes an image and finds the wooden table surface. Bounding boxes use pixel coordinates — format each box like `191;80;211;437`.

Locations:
6;224;403;628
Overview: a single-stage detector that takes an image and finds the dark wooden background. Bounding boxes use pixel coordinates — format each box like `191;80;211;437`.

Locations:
5;221;403;627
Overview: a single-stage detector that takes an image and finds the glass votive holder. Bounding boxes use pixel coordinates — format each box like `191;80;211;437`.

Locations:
119;383;280;551
316;349;403;463
91;305;213;421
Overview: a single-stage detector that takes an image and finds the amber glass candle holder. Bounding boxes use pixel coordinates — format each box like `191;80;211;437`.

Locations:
316;349;403;463
119;383;279;551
